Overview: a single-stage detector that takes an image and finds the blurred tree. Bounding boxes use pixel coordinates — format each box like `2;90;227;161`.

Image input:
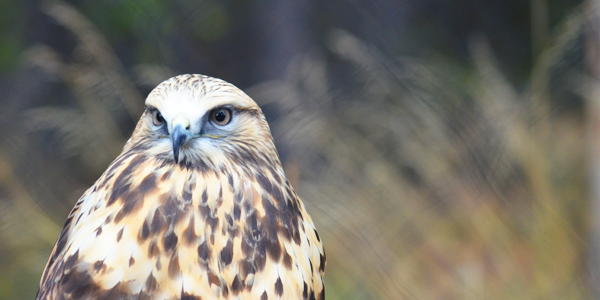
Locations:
586;0;600;297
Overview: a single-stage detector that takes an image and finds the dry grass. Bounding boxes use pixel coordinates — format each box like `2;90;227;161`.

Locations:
249;8;589;299
0;1;592;299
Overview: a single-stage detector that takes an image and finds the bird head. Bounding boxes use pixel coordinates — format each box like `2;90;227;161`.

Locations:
126;74;280;171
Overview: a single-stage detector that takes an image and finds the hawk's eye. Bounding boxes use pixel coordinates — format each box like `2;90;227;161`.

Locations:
152;109;165;126
211;108;232;126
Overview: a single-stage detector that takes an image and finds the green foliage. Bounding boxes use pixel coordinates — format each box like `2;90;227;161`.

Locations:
0;0;24;72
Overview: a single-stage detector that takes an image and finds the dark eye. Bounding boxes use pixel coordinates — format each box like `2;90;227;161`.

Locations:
211;108;232;126
152;109;165;126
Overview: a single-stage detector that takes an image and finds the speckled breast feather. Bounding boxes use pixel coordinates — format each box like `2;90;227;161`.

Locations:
36;74;325;300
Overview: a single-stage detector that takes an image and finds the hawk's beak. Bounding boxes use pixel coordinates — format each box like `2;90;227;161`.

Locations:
171;116;193;163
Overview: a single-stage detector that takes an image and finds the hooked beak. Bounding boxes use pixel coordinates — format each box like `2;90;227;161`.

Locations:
171;115;194;163
172;125;190;163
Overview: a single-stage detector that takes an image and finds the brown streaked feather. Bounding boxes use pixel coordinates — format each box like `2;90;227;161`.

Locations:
37;74;325;300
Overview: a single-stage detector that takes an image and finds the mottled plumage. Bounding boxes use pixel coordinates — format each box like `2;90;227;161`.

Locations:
36;75;325;300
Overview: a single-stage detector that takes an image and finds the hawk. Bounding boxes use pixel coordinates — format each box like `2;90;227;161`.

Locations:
36;74;325;300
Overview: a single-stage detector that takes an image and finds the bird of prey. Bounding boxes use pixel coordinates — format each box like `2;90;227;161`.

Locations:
36;74;325;300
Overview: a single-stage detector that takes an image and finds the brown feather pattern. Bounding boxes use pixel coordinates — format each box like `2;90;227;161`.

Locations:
36;74;325;300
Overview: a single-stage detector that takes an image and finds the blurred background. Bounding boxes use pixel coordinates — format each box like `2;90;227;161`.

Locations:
0;0;597;299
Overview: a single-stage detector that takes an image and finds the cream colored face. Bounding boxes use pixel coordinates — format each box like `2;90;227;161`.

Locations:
145;88;257;135
133;75;268;168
